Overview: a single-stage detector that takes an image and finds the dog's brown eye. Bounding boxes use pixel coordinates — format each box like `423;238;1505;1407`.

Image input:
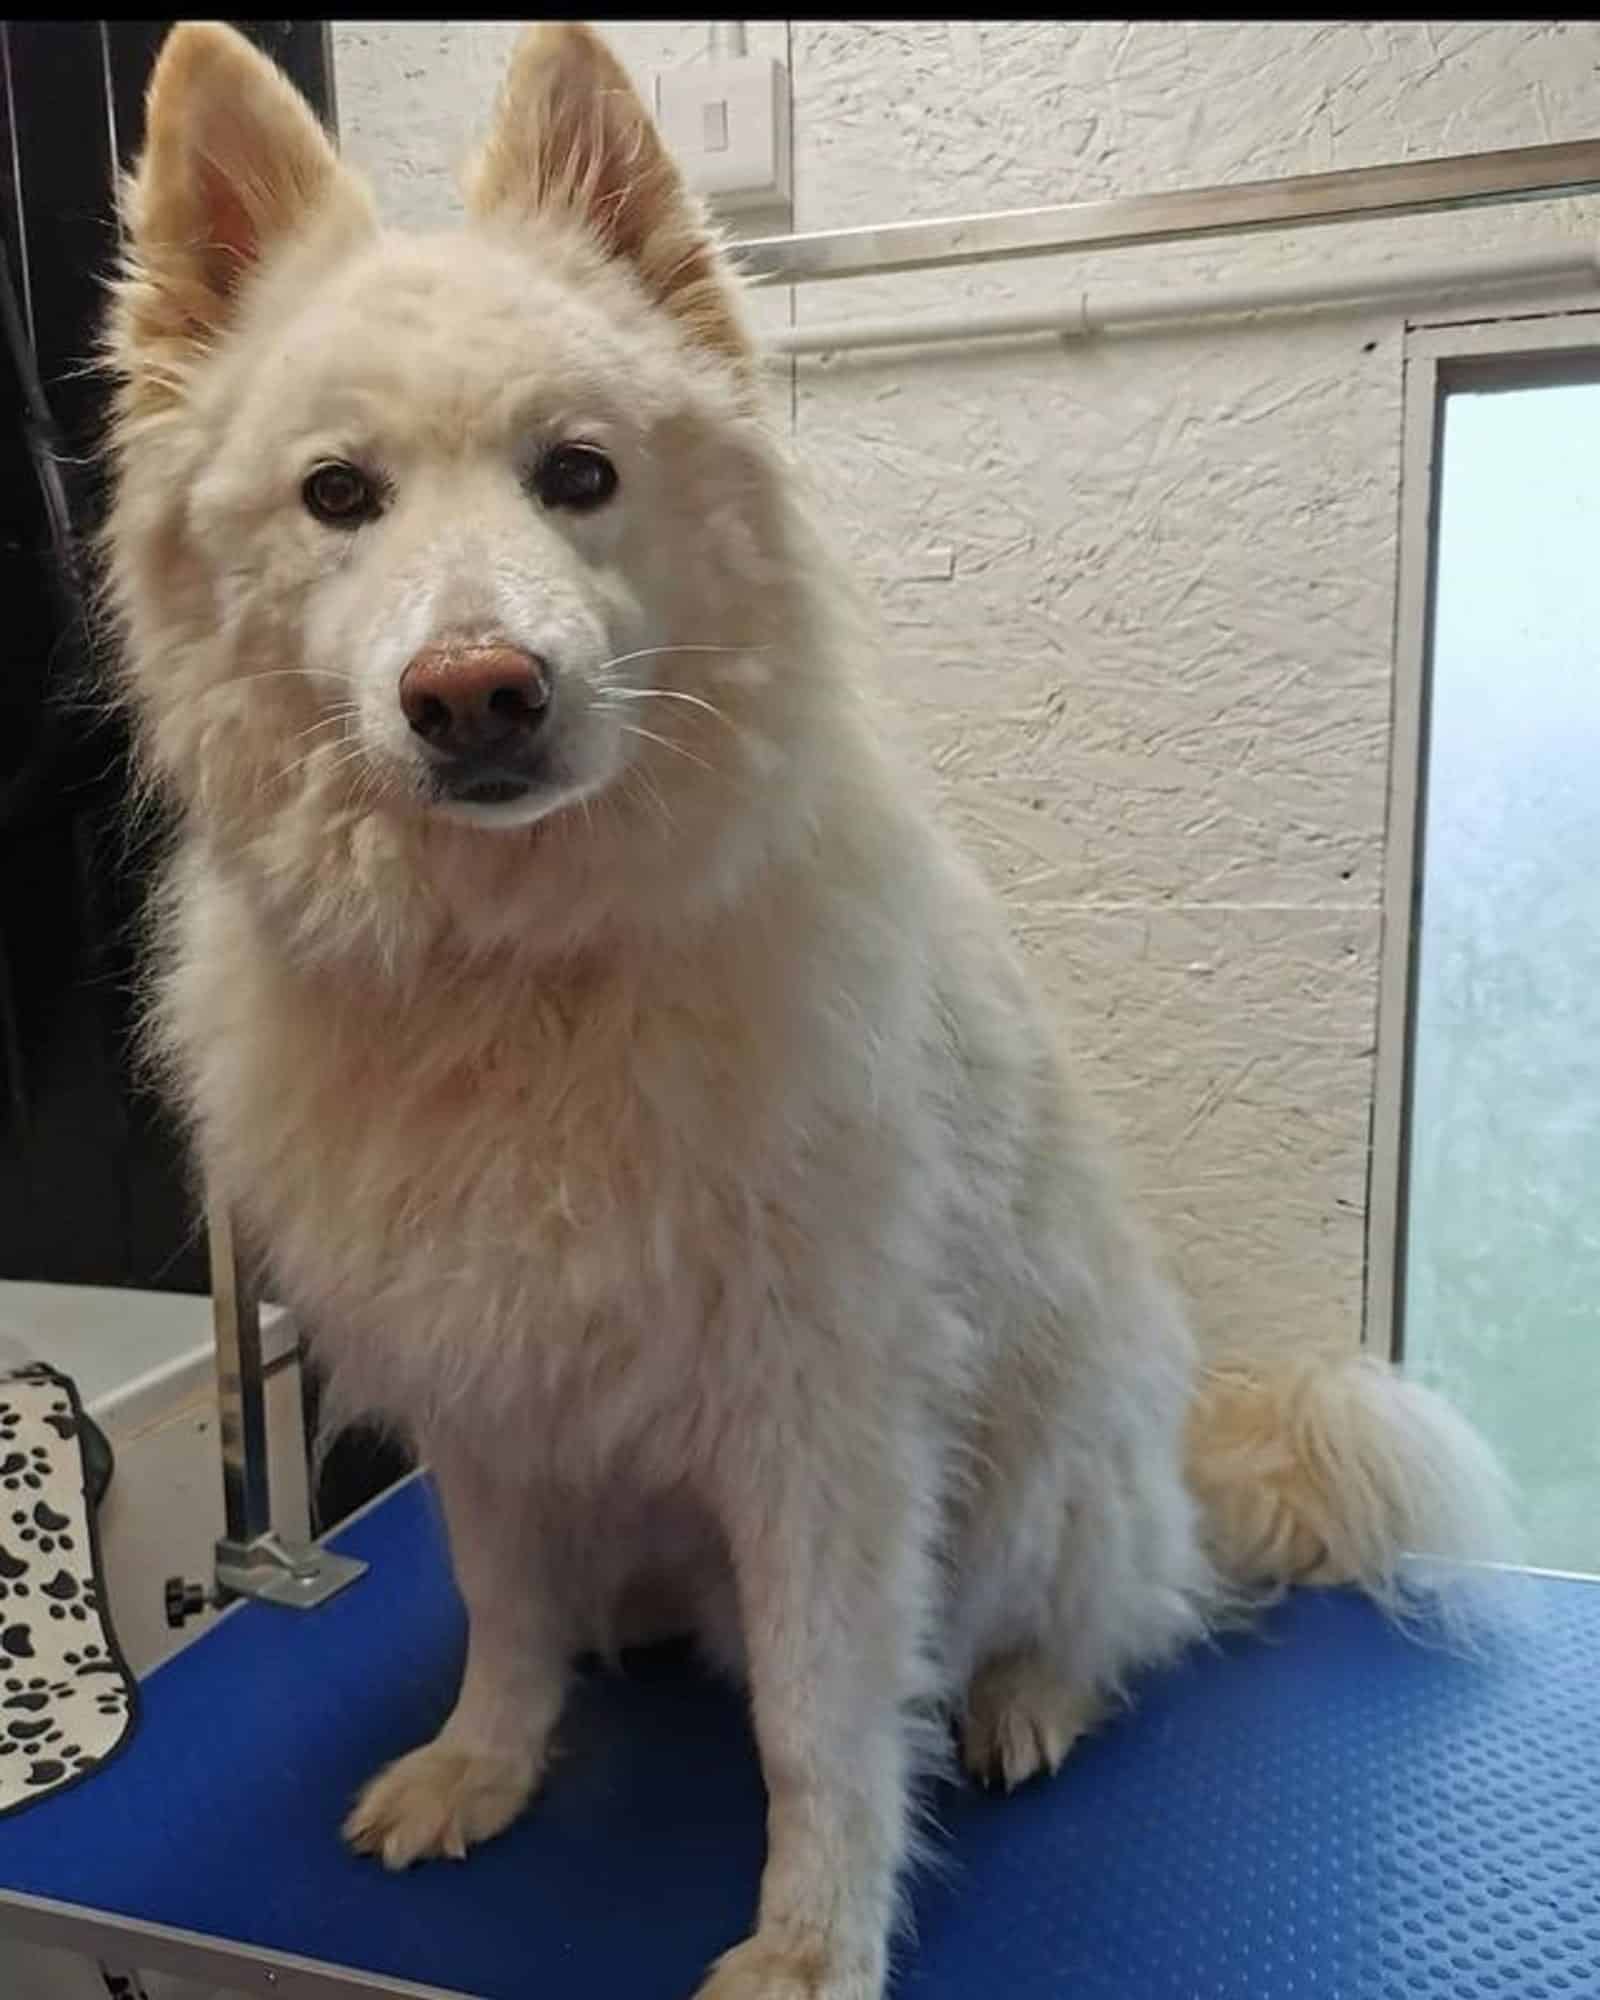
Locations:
303;461;381;527
532;443;618;513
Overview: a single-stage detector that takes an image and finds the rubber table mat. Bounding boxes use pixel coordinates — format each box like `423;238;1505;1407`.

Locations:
0;1472;1596;1998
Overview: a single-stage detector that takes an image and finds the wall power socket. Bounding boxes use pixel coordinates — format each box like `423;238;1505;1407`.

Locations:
652;55;792;219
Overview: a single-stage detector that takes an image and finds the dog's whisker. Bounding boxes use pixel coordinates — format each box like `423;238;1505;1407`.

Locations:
287;710;357;748
622;763;675;835
240;668;358;688
596;643;766;674
616;722;716;775
299;745;378;792
276;748;332;787
276;724;366;786
599;686;733;727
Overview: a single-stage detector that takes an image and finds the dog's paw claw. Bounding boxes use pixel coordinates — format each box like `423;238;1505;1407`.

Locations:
343;1740;539;1869
961;1653;1101;1792
694;1933;878;2000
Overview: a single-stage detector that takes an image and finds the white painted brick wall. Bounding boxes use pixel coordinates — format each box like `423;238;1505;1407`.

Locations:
330;20;1600;1350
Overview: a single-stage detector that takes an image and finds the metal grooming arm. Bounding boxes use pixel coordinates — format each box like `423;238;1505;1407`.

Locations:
208;1199;367;1609
166;1199;366;1626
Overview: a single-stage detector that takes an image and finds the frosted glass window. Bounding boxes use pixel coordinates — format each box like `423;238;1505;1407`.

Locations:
1403;371;1600;1576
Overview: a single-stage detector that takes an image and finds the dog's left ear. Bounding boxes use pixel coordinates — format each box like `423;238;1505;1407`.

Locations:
468;23;753;375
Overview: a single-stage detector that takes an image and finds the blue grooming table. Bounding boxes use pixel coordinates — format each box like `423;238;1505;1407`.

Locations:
1;1474;1597;2000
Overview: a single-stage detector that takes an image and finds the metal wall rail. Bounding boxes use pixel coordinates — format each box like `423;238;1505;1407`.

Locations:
736;138;1600;287
761;243;1600;359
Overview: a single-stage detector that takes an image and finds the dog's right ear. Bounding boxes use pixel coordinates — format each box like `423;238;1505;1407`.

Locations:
111;22;373;393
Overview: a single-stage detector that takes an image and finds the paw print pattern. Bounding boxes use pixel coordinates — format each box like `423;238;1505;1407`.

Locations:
0;1446;52;1493
0;1542;28;1605
0;1706;87;1792
11;1501;74;1558
6;1716;62;1746
41;1569;95;1623
62;1644;118;1678
42;1402;79;1443
0;1660;129;1747
0;1367;136;1815
2;1674;67;1712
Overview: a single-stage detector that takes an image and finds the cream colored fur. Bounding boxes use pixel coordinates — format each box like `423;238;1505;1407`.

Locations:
102;24;1516;2000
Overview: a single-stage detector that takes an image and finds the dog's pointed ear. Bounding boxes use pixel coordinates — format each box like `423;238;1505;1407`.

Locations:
114;22;373;376
467;22;753;373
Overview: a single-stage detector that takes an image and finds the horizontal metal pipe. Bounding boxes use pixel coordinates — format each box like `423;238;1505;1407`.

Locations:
764;243;1600;359
737;138;1600;286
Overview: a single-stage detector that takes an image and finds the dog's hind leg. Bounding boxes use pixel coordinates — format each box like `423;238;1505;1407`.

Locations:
953;1293;1215;1795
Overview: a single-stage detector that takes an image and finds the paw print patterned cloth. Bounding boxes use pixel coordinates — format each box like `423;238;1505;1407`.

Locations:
0;1364;138;1816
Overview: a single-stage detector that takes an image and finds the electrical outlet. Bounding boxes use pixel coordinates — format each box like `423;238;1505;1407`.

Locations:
653;56;792;218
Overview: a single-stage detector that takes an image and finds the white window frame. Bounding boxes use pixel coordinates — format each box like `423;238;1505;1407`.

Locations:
1365;304;1600;1361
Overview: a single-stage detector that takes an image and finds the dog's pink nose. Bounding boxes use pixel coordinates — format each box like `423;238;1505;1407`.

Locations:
398;643;551;757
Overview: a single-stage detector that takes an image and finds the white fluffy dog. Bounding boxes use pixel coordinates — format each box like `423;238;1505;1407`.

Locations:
102;24;1511;2000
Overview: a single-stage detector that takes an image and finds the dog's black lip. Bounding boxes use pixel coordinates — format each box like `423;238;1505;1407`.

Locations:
425;751;549;807
440;774;534;806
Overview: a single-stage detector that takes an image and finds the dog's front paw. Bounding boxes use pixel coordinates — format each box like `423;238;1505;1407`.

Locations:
694;1932;881;2000
343;1739;541;1869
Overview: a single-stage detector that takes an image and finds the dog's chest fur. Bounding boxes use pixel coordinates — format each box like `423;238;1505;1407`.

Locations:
164;848;949;1474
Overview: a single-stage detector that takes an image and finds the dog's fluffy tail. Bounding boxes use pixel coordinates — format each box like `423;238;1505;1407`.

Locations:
1185;1345;1519;1639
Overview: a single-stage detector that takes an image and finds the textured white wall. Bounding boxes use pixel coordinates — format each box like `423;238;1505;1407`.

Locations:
330;21;1600;1350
